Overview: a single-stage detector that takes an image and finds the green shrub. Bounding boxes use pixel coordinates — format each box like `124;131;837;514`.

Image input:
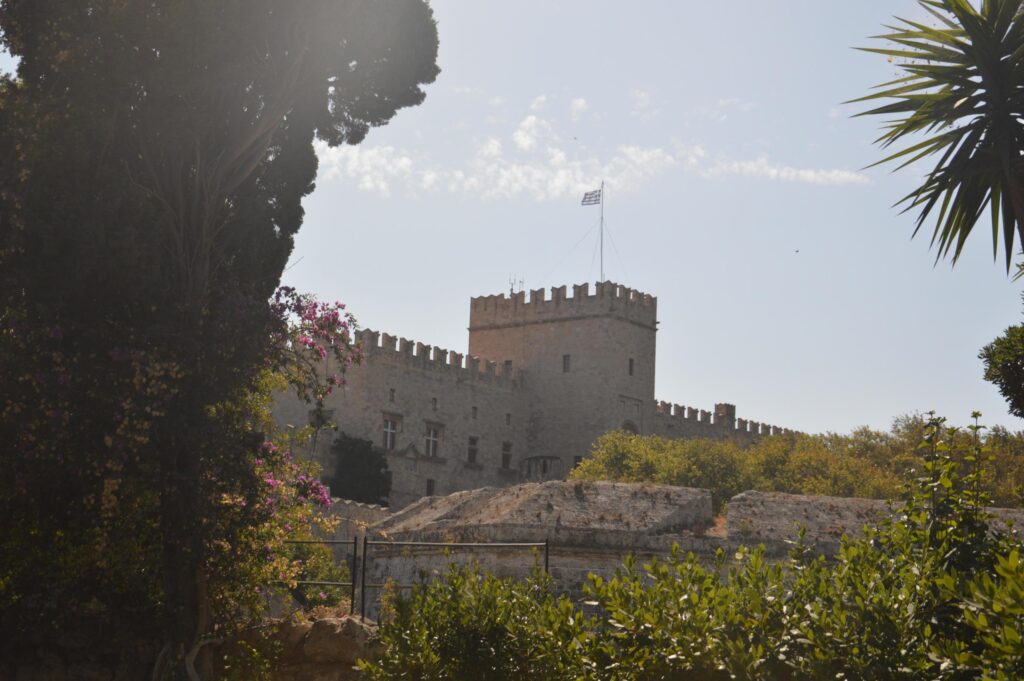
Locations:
362;417;1024;680
573;413;1024;511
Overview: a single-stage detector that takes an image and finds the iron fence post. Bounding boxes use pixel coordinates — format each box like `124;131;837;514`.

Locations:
349;536;358;614
359;535;368;621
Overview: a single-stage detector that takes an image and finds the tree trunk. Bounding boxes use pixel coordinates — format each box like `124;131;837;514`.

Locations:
158;301;211;679
159;408;205;679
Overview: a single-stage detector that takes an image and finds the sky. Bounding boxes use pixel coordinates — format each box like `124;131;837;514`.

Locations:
3;2;1022;435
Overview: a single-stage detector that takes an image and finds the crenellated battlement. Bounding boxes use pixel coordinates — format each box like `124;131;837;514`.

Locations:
653;401;798;439
357;328;523;388
469;281;657;330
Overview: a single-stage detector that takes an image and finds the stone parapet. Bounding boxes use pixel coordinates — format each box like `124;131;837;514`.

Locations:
358;328;524;388
469;281;657;331
652;401;798;440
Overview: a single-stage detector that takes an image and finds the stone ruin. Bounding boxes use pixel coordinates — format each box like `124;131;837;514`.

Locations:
348;480;1024;617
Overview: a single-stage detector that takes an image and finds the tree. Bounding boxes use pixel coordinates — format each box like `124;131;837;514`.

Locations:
854;0;1024;270
982;315;1024;420
324;433;392;505
0;1;438;677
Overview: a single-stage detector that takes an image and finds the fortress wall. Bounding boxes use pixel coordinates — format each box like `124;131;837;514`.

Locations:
358;328;524;388
469;281;657;331
649;401;797;443
359;540;722;620
271;280;802;510
728;490;1024;554
271;329;531;510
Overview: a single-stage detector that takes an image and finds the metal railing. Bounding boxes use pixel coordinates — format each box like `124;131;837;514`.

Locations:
284;536;549;620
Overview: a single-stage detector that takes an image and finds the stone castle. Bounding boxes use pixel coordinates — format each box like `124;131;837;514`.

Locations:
273;281;795;508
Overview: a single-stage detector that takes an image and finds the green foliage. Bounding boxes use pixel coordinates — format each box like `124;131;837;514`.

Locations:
0;1;439;675
574;415;1024;510
571;431;749;512
285;541;350;610
981;320;1024;419
324;433;391;505
360;566;600;681
854;0;1024;270
363;417;1024;680
573;429;907;512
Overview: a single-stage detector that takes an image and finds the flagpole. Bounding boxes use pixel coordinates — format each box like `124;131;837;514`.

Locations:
599;180;605;281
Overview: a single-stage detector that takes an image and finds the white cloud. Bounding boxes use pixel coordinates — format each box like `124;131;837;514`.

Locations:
671;141;707;169
480;137;503;158
451;84;484;96
570;97;589;121
529;95;548;112
630;89;660;120
315;115;868;201
689;97;759;122
716;97;757;113
512;115;554;152
317;144;416;196
702;156;869;186
316;131;675;202
452;140;676;201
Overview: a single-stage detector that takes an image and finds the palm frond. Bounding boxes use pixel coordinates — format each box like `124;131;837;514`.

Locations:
855;0;1024;271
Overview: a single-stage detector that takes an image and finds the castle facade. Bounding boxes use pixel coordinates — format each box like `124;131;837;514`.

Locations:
273;281;793;508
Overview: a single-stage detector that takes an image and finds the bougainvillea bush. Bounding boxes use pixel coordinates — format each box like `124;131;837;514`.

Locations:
363;417;1024;681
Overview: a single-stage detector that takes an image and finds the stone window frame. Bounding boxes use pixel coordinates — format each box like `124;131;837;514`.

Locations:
505;412;511;426
388;387;396;403
426;478;436;496
501;441;512;469
562;354;571;373
424;421;444;458
471;406;478;420
467;436;479;464
628;357;634;376
381;412;402;451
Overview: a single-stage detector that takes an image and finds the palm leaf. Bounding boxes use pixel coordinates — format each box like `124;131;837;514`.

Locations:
855;0;1024;271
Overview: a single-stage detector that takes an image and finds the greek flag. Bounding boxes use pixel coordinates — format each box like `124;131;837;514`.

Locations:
580;188;602;206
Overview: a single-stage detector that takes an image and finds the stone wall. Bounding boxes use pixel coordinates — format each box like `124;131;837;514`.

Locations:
350;481;1024;618
251;617;379;681
325;499;393;542
727;490;1024;555
649;401;796;443
273;328;531;509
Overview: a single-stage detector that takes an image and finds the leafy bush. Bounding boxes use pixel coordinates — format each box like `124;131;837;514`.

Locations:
571;432;751;512
574;414;1024;510
323;432;391;505
362;417;1024;680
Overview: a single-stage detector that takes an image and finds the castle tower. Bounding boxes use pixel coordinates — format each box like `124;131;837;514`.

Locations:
468;281;657;470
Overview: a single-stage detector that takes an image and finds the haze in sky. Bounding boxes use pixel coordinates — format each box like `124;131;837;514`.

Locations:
3;2;1021;434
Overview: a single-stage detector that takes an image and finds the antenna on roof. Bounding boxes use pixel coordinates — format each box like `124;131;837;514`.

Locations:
508;275;524;296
